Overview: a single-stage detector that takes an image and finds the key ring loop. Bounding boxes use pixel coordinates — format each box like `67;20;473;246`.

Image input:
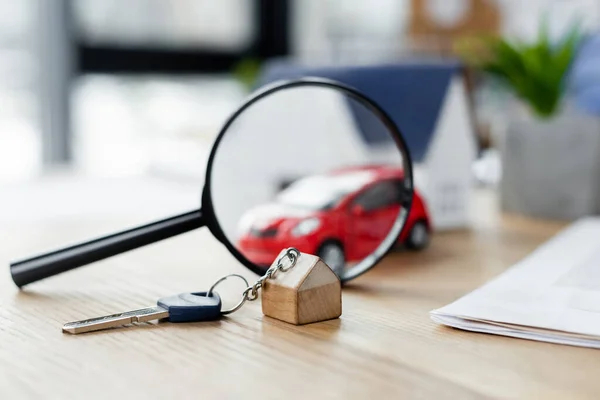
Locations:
207;248;301;316
207;274;250;315
277;248;300;272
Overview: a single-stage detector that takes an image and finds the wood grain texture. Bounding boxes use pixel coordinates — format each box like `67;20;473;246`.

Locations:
1;188;598;400
261;253;341;325
296;281;342;325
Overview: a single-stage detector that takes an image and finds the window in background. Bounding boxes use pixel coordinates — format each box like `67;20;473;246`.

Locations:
0;0;41;182
70;0;257;180
73;0;255;51
72;75;246;180
324;0;407;63
293;0;408;64
498;0;600;40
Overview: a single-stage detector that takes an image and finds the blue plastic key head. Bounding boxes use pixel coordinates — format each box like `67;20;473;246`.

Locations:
157;292;222;323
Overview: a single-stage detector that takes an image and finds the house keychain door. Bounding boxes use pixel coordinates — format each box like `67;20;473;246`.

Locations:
10;79;416;287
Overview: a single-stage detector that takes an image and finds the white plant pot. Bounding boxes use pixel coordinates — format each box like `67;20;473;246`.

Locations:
499;106;600;220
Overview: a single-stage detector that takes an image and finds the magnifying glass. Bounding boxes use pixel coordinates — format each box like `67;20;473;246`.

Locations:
10;78;414;287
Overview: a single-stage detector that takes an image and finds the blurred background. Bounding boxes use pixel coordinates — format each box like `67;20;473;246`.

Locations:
2;0;600;228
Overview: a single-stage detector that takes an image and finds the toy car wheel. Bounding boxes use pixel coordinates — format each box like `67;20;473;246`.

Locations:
406;221;430;250
318;242;345;276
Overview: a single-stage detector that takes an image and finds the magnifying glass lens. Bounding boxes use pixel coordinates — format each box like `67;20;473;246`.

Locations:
209;84;412;281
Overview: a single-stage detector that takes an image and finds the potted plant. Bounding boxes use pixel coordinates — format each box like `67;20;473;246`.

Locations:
458;24;600;220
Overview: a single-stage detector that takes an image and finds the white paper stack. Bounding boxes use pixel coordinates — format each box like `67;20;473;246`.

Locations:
431;217;600;348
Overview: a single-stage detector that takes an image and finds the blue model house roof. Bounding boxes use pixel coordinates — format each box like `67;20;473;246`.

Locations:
257;61;462;163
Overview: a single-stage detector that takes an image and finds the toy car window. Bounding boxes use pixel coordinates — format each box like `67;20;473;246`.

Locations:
276;172;375;210
354;180;402;211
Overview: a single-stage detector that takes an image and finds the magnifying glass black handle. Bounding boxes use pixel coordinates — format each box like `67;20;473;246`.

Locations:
10;210;205;288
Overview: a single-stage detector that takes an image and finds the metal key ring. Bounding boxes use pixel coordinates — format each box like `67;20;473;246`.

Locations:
207;274;250;315
277;248;300;272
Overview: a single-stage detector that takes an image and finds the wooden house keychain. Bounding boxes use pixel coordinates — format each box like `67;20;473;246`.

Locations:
63;248;342;334
221;248;342;325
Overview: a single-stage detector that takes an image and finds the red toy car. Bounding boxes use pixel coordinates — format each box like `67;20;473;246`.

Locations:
236;165;431;273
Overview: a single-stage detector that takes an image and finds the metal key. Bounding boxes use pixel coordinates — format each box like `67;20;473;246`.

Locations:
63;291;221;334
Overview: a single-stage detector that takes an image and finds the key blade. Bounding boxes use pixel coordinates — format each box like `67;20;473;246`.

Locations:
63;306;169;334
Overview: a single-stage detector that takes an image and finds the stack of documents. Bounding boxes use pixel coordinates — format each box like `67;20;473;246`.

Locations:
431;218;600;348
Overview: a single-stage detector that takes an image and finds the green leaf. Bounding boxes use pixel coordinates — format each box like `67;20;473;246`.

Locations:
457;22;583;119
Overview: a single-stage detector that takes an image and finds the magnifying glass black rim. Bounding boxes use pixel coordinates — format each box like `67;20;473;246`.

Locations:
201;77;414;283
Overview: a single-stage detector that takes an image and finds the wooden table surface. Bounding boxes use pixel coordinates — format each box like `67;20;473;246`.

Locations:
1;189;598;400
